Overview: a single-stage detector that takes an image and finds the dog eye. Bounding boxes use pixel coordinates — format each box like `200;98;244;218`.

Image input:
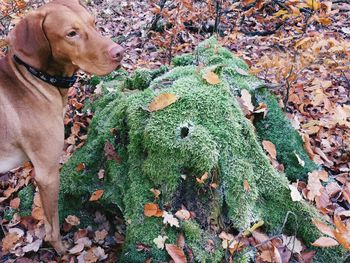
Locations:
67;31;78;38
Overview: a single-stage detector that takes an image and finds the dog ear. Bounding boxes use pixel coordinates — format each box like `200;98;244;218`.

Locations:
8;11;51;71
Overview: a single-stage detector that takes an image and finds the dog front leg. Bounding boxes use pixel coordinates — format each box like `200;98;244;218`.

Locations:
34;165;66;254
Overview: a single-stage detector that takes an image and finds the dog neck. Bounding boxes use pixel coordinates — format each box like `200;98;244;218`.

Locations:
13;55;77;89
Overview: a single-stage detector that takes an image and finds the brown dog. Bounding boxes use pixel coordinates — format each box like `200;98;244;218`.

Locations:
0;0;123;253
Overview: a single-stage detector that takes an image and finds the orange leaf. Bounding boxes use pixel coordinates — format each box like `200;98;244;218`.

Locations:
165;244;187;263
334;215;347;233
312;219;335;238
243;179;250;192
311;237;338;247
262;140;277;159
89;190;104;201
2;232;21;252
196;172;209;184
203;70;220;85
144;203;162;217
32;206;44;220
334;231;350;250
149;93;179;112
76;163;85;172
10;197;20;209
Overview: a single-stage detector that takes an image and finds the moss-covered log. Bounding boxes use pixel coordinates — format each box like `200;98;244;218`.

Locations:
59;38;345;262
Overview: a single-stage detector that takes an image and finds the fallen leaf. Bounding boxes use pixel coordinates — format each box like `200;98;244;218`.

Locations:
312;219;335;238
311;237;339;247
307;171;323;201
94;229;108;242
289;184;302;202
294;152;305;167
150;188;161;198
333;215;350;250
22;239;42;253
165;244;187;263
104;141;121;163
203;70;220;85
89;190;104;201
282;235;302;254
144;203;161;217
243;179;250;192
69;243;85;254
175;208;191;220
32;206;44;220
65;215;81;226
98;169;105;179
153;235;168;249
149;93;179;112
2;232;21;252
10;197;20;209
243;220;264;236
196;172;209;184
76;163;85;172
163;212;180;227
241;89;254;112
262;140;277;159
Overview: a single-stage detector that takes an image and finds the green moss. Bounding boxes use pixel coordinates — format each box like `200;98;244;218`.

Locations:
172;53;195;67
60;37;345;262
254;88;319;180
18;184;34;217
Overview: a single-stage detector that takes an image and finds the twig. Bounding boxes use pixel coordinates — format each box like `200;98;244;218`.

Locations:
240;22;283;36
149;0;168;31
283;65;294;112
214;0;222;34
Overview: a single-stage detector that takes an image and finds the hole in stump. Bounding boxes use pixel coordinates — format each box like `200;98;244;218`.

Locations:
180;126;190;139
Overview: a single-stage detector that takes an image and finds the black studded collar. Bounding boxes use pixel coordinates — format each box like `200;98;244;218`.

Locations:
13;55;77;89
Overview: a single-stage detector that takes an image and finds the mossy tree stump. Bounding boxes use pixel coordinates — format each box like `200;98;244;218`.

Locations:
59;38;345;262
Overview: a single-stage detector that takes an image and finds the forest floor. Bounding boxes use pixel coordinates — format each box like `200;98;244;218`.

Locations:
0;0;349;262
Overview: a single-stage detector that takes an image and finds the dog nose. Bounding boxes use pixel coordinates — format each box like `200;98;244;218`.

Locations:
109;44;124;61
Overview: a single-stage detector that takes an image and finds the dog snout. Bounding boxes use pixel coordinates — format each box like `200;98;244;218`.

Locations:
108;44;124;61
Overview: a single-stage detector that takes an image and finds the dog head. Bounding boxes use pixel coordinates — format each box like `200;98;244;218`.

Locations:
8;0;124;76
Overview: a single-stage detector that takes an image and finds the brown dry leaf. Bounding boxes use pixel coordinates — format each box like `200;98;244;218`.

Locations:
22;239;42;253
243;179;250;192
32;206;45;220
175;208;191;220
148;93;179;112
76;163;85;172
144;203;161;217
262;140;277;159
306;0;321;10
10;197;20;209
240;89;254;112
104;141;121;164
165;244;187;263
69;242;85;254
94;229;108;242
307;171;323;201
202;70;220;85
2;232;21;252
333;215;350;250
311;237;339;247
89;190;104;201
282;235;302;254
260;247;281;263
150;188;161;199
65;215;81;226
312;219;335;238
196;172;209;184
